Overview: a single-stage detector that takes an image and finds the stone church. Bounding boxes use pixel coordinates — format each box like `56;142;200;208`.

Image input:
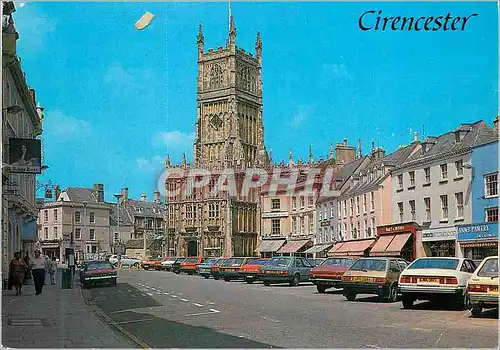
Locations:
164;16;270;257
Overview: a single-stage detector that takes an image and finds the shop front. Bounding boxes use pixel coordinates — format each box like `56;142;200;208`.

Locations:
457;223;498;262
327;238;376;257
371;223;419;262
421;227;457;257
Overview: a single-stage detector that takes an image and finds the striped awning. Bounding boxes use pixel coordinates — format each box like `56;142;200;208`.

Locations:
459;240;498;248
254;239;286;253
329;239;375;257
277;240;311;254
304;243;333;254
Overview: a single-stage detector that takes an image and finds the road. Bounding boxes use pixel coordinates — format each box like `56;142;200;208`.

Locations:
82;269;499;348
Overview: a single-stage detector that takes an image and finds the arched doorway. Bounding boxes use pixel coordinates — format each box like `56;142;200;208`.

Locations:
187;240;197;257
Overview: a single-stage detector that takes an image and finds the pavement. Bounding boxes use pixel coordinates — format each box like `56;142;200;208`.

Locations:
83;269;499;348
1;270;135;348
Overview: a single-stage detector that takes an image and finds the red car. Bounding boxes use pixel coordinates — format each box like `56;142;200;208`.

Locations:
238;258;271;283
180;257;205;275
309;257;357;293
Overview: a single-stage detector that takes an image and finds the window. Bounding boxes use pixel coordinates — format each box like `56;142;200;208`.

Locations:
371;217;375;237
440;164;448;180
338;224;342;240
486;207;498;222
308;196;313;206
309;213;314;233
349;198;353;216
292;197;297;209
54;227;58;238
364;219;368;237
357;222;360;238
271;219;280;235
44;227;48;239
370;192;375;211
409;171;415;187
209;203;219;219
485;173;498;198
356;197;360;215
44;210;48;222
319;207;322;220
398;202;404;222
90;212;95;223
409;200;416;221
53;209;58;222
424;167;431;183
323;206;327;219
398;174;403;190
300;197;305;208
363;194;367;213
455;192;464;218
343;223;347;240
75;228;81;240
186;205;192;219
424;197;431;221
75;211;81;223
440;195;448;220
343;200;347;217
271;199;280;210
337;202;341;218
292;217;296;233
89;229;95;240
330;205;334;218
455;160;463;177
114;232;119;242
300;217;305;234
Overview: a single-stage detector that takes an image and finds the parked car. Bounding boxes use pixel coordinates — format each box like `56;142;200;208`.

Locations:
141;257;165;270
467;256;498;317
398;257;476;309
310;257;357;293
180;257;205;275
197;258;221;278
108;254;119;266
310;258;326;267
172;258;186;274
161;257;178;271
117;256;142;268
210;258;228;280
259;256;314;286
238;258;271;283
219;257;252;282
341;257;408;302
80;260;117;289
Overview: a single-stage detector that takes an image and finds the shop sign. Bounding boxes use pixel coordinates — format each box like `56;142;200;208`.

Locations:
457;223;498;241
422;227;457;242
262;211;289;218
377;223;415;235
320;220;330;227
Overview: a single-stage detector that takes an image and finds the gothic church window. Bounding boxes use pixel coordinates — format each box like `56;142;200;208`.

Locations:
209;64;224;90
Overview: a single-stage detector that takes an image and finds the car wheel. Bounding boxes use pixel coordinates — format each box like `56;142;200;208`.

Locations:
471;303;482;317
203;275;210;279
110;278;117;287
316;285;327;293
344;290;357;301
401;295;414;309
213;275;220;280
289;273;300;287
187;272;194;275
457;293;471;310
387;283;398;302
263;281;271;286
224;277;231;282
133;263;139;268
246;278;254;284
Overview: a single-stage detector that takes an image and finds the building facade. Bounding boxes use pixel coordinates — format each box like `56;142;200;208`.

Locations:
2;1;44;276
164;17;268;258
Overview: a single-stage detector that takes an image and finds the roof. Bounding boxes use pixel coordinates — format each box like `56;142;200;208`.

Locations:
64;187;99;203
396;120;498;170
126;199;165;218
108;203;133;226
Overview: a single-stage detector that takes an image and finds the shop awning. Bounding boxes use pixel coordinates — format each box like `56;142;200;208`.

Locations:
41;244;60;249
277;240;311;254
384;233;412;256
330;239;375;256
254;239;286;253
327;242;345;255
304;243;333;254
370;235;396;256
459;240;498;248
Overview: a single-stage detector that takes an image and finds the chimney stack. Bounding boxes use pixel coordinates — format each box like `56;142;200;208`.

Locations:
413;132;419;142
93;184;104;202
154;191;161;203
140;192;147;201
121;188;128;204
54;185;61;201
494;116;499;130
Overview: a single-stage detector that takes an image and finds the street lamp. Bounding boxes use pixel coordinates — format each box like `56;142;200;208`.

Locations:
3;105;23;115
113;193;123;254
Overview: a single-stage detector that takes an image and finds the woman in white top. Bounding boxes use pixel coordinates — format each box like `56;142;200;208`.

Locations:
30;250;47;295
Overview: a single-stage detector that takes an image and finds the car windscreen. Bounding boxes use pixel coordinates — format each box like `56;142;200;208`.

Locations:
223;258;244;266
86;262;113;270
204;258;218;265
322;258;356;267
407;258;459;270
184;258;198;263
350;259;387;272
246;259;269;265
478;258;498;277
215;259;227;265
267;258;291;267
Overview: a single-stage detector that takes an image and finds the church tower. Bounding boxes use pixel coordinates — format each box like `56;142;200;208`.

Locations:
193;15;267;168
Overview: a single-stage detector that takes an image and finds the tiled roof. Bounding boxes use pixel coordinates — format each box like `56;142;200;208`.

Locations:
337;156;368;182
108;203;133;226
64;187;99;203
126;200;165;218
398;121;498;169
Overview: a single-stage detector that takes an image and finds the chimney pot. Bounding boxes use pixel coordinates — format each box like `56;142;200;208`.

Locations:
154;191;161;203
141;193;147;201
413;131;418;142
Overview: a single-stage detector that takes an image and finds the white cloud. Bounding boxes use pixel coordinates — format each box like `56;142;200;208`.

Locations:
44;109;91;139
18;3;26;8
103;64;153;94
136;156;164;172
290;106;315;129
153;130;195;151
323;63;352;80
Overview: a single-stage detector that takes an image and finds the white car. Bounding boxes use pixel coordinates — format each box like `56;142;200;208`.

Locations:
467;256;498;317
398;257;477;310
108;255;141;268
160;257;177;271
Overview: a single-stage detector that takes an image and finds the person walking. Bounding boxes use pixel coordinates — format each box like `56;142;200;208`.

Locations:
22;251;31;285
30;250;47;295
9;252;26;295
49;257;57;285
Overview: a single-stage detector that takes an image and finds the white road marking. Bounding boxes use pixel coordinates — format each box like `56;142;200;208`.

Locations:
193;303;204;307
259;315;281;323
171;295;178;298
117;318;155;324
180;298;189;302
185;309;221;317
207;301;215;305
163;292;169;295
146;293;153;296
209;309;220;313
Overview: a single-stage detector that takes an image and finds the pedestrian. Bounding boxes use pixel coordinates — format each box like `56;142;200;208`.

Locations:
49;256;57;285
9;252;27;296
22;251;31;285
30;250;47;295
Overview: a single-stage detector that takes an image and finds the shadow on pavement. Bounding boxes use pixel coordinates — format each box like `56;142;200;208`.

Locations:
469;308;499;319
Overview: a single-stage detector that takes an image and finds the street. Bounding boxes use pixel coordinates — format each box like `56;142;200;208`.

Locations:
83;270;498;348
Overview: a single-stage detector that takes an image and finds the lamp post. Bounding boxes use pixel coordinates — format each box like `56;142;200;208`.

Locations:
113;194;123;254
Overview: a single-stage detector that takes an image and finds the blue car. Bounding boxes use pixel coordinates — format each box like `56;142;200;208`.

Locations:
197;258;222;278
259;256;314;287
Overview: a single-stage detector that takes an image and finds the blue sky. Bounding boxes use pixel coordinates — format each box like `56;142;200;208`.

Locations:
13;1;497;202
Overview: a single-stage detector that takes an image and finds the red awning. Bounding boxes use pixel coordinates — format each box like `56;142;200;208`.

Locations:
277;240;311;254
384;233;412;256
327;242;345;255
369;235;395;256
330;239;375;256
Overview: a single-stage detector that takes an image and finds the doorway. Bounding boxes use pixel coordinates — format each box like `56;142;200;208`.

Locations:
187;240;198;257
